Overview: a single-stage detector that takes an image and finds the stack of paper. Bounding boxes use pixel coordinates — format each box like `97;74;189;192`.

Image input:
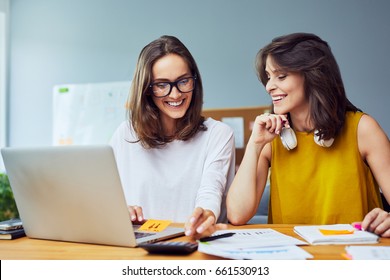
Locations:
197;229;312;260
294;224;378;245
345;246;390;260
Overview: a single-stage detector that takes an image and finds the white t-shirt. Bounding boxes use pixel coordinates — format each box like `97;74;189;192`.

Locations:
109;118;235;223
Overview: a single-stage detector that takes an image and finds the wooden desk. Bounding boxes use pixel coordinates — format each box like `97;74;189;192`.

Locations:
1;224;389;260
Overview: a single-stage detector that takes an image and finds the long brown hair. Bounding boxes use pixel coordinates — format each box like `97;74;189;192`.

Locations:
256;33;360;140
128;35;206;148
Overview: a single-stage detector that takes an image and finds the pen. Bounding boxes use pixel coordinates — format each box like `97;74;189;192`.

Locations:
199;232;236;242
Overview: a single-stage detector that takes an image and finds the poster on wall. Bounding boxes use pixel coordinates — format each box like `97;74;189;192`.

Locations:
53;81;131;146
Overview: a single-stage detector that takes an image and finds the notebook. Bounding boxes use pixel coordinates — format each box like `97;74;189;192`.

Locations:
294;224;378;245
1;145;184;247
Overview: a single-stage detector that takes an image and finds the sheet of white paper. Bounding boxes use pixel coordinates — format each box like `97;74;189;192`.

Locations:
200;229;307;250
197;229;310;260
346;246;390;260
198;244;313;260
53;81;130;146
221;117;244;148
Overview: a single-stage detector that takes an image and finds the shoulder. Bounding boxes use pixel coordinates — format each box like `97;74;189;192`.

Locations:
357;113;383;135
345;111;364;124
344;111;370;136
200;118;234;148
357;113;389;158
112;121;132;136
204;117;234;135
110;121;137;144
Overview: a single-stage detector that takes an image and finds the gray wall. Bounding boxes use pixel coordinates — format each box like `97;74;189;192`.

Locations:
7;0;390;147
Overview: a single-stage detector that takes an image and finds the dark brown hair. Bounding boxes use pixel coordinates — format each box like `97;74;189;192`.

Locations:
256;32;360;140
128;35;206;148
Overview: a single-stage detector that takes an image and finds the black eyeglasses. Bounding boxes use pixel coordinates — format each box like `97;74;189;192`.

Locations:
149;76;196;98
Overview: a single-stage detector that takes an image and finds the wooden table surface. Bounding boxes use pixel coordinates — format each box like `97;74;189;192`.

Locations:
1;223;389;260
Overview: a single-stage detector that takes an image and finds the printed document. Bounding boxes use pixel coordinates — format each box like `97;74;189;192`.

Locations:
345;246;390;260
197;229;312;260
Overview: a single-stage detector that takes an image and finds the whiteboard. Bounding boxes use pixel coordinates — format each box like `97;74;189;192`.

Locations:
53;81;131;145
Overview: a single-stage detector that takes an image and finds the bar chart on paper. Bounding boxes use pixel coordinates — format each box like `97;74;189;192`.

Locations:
52;81;131;146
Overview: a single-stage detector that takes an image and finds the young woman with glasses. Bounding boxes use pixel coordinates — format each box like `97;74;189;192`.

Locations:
227;33;390;237
110;35;234;238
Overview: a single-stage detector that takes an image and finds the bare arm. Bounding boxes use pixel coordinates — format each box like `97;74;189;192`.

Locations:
227;113;288;225
226;141;270;225
358;114;390;237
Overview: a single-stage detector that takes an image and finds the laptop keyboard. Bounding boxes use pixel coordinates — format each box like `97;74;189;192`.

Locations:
134;231;156;239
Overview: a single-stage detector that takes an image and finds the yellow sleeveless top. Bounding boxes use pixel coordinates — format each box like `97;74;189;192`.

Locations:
269;111;382;224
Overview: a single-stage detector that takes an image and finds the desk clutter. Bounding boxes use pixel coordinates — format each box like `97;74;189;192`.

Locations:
1;224;389;260
0;218;25;240
197;228;312;260
196;225;387;260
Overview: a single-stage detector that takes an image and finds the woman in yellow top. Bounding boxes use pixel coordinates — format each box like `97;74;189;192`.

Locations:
227;33;390;237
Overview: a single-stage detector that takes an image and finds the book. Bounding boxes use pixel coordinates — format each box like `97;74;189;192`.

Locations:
0;218;23;230
0;228;26;240
294;224;379;245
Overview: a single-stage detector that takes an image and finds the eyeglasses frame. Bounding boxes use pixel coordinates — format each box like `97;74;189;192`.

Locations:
148;76;197;98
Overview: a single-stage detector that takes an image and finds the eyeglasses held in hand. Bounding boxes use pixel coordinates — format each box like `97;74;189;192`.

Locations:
149;76;196;98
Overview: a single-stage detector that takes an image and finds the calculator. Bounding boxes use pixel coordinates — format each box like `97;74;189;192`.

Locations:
139;241;198;255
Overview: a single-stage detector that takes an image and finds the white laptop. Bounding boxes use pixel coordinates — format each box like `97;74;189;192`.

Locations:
1;145;184;247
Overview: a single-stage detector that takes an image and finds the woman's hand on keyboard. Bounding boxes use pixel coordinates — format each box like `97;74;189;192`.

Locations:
184;207;227;240
128;205;145;223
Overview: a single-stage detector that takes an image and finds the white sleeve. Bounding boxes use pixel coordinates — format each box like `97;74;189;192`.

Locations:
195;121;235;222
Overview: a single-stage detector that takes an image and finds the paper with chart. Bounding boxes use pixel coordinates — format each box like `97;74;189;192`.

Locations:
53;81;131;146
197;228;312;260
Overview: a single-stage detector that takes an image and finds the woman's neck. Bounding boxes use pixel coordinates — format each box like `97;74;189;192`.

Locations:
290;111;313;132
162;118;177;137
